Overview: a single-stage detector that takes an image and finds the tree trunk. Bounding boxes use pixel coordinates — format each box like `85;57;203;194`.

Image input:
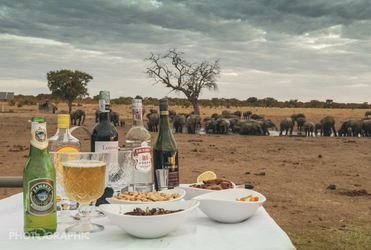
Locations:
190;99;200;116
68;99;73;113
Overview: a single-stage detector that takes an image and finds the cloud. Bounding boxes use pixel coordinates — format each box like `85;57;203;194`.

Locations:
0;0;370;103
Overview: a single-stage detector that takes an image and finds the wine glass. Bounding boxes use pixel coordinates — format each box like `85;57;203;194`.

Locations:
49;152;77;225
61;152;107;233
106;149;133;196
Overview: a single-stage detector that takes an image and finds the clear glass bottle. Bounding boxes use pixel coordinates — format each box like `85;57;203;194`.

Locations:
153;98;179;191
48;114;81;152
91;91;119;152
23;117;57;236
48;114;80;225
126;99;153;192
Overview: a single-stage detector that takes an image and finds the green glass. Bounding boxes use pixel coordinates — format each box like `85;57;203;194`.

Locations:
153;98;179;190
23;117;57;236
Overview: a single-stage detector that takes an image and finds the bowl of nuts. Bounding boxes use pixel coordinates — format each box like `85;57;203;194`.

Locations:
99;200;199;238
106;189;186;204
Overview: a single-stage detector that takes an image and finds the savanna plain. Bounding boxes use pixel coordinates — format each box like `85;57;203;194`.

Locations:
0;103;370;249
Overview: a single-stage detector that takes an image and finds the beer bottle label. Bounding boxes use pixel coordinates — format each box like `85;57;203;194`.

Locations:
133;143;152;173
28;178;55;216
30;122;48;150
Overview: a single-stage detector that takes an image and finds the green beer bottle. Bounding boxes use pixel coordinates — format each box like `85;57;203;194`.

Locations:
23;117;57;236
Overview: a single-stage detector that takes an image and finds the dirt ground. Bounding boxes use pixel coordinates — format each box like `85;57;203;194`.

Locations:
1;103;370;249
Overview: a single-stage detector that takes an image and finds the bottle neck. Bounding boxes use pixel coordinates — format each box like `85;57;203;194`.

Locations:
99;112;109;121
132;113;144;127
29;144;50;159
158;113;171;131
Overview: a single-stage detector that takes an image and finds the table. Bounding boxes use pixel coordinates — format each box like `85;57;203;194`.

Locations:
0;193;296;250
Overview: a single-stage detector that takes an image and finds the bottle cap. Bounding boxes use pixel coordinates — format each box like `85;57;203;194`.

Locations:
31;117;45;123
99;91;110;112
57;114;70;129
159;98;168;111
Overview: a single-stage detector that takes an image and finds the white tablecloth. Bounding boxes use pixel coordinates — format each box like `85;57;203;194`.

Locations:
0;193;295;250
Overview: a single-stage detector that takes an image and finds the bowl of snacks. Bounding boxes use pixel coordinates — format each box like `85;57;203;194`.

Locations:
99;200;199;238
106;189;186;204
191;188;266;223
176;178;236;200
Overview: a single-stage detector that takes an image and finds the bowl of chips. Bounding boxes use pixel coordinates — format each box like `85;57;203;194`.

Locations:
106;189;186;204
99;200;199;238
191;188;266;223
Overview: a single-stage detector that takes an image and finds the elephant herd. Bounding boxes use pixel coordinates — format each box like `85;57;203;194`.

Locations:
68;108;371;138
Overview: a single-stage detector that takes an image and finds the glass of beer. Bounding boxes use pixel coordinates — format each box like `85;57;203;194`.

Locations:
49;152;77;225
61;152;107;233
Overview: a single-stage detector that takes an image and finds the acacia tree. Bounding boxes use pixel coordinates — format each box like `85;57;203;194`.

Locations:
144;48;221;115
46;69;92;113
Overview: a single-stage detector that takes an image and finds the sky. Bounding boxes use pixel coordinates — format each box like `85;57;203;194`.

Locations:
0;0;370;103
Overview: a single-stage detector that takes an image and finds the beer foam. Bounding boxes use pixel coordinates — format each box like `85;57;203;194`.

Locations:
63;159;106;168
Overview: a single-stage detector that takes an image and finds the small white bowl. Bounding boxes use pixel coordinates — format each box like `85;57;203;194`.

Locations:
192;189;266;223
106;189;186;204
175;182;236;200
99;200;199;238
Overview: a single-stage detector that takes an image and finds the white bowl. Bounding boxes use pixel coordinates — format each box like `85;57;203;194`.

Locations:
175;182;236;200
192;189;266;223
99;200;199;238
106;189;186;204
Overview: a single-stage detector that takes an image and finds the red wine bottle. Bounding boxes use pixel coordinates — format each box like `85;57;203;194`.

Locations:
153;98;179;190
91;91;118;152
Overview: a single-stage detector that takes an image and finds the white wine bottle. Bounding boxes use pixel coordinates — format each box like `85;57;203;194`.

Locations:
153;98;179;190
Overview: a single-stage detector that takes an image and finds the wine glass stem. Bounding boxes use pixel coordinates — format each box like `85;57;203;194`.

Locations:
78;204;91;225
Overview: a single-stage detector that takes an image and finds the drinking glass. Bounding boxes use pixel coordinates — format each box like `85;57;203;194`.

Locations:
106;149;133;196
49;152;77;225
61;152;107;233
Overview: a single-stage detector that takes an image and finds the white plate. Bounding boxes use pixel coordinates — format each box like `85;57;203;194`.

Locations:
175;181;236;200
106;189;186;204
99;200;199;238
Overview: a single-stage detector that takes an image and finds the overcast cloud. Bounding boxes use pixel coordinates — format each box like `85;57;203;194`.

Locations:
0;0;370;103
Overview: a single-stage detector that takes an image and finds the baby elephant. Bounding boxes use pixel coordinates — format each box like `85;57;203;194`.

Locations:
303;122;314;136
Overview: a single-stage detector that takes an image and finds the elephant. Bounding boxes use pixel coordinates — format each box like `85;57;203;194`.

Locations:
120;119;125;127
70;109;85;126
173;114;186;133
186;115;201;134
339;120;363;137
109;111;120;127
214;118;231;134
204;119;215;133
364;111;371;117
315;123;323;136
303;122;314;136
169;110;177;121
232;124;241;134
290;113;306;121
243;111;252;119
149;108;158;114
296;117;307;131
279;118;294;136
250;114;264;120
232;111;242;119
147;113;159;132
362;119;371;136
320;116;337;136
211;113;221;120
227;117;239;131
255;119;277;135
239;122;262;135
222;110;231;117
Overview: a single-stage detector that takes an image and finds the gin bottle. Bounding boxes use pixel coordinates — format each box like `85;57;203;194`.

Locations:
126;99;153;192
